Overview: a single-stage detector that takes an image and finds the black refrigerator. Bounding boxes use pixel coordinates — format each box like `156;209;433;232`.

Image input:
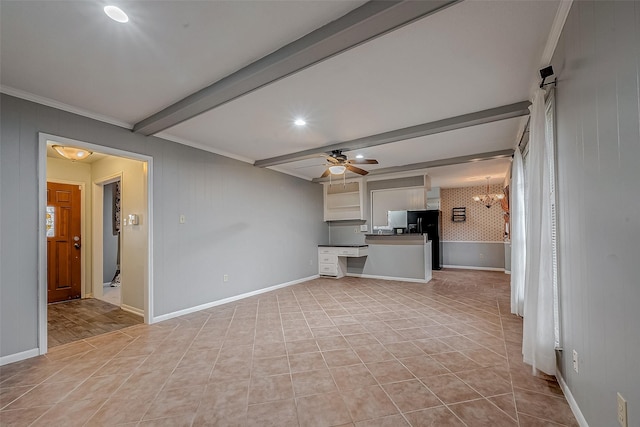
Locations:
407;210;443;270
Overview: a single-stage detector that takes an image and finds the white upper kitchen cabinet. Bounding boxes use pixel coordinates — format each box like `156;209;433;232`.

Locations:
323;179;364;221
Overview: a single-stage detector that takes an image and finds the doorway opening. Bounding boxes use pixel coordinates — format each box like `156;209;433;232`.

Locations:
39;133;153;354
98;179;122;307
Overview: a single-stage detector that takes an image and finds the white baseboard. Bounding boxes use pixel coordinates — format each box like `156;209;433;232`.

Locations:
151;275;319;324
442;265;505;272
346;273;430;284
556;369;589;426
84;293;93;298
0;348;40;366
504;270;511;275
121;304;144;318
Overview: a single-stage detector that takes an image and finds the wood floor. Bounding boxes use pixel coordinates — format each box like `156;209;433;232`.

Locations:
47;298;143;347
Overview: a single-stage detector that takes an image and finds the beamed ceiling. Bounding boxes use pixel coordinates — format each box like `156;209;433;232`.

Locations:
1;0;564;187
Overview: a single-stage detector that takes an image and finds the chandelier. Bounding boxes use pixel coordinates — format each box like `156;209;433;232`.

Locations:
472;177;505;208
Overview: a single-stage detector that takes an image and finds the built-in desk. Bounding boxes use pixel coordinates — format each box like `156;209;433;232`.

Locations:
318;245;368;278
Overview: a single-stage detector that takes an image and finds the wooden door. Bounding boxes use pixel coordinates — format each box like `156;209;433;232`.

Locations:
47;182;82;303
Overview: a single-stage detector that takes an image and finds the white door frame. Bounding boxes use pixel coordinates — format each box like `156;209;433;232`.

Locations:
45;179;88;299
92;173;122;303
38;133;154;355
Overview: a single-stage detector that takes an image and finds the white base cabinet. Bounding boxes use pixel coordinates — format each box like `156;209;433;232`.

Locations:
318;246;368;278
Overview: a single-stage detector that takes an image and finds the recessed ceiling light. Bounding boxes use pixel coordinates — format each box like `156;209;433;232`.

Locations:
294;118;306;126
104;5;129;23
355;154;364;159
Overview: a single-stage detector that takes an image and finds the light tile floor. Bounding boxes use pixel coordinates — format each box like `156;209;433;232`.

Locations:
0;270;578;426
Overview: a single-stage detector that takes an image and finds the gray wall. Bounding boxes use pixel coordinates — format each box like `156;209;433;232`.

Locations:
442;241;505;269
552;2;640;426
102;182;119;283
0;94;327;358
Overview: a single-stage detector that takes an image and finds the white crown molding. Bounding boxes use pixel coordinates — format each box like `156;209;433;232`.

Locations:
154;132;254;165
528;0;573;99
0;85;133;129
540;0;573;67
267;166;314;181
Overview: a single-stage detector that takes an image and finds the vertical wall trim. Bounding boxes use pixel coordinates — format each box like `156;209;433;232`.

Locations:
37;138;47;355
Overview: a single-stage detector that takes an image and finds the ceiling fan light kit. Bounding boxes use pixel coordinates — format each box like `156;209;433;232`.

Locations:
320;150;378;179
328;165;347;175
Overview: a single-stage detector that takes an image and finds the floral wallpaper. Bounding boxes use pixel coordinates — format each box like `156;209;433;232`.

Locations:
441;184;505;242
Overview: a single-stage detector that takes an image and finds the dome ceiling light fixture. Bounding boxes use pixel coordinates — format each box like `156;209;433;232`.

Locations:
472;177;505;208
328;165;346;175
52;145;93;161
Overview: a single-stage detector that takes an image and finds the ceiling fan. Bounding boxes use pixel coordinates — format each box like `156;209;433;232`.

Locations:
319;150;378;178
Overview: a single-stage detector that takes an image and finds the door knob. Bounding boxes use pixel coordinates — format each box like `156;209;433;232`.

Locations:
74;243;81;249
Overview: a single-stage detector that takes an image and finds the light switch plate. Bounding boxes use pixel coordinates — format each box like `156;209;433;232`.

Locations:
360;224;368;232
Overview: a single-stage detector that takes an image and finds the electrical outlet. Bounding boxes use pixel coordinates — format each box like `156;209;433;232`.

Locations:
354;227;359;233
617;393;627;427
572;350;579;373
223;274;229;283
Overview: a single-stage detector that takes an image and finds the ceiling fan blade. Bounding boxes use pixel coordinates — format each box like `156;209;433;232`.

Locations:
319;169;331;178
346;164;369;175
326;156;339;164
348;159;378;165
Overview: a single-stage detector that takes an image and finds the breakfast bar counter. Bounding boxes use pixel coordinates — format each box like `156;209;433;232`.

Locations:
345;233;432;283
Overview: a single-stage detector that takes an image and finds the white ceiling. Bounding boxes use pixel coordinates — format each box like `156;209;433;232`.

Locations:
1;0;561;187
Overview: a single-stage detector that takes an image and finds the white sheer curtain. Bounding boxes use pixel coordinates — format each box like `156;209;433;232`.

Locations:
522;88;556;375
510;146;526;316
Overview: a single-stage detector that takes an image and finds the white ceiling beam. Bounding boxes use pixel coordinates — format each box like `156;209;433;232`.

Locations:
255;101;530;168
311;149;514;183
132;0;462;136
